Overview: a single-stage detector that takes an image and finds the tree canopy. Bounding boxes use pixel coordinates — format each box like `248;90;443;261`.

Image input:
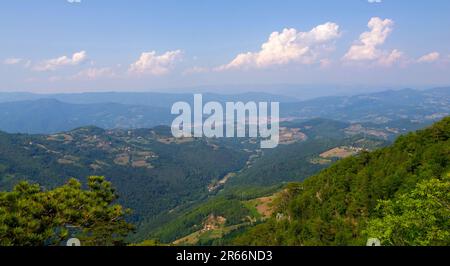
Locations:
0;176;133;246
234;117;450;246
365;175;450;246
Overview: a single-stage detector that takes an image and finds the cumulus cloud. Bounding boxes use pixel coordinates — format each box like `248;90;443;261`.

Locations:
129;50;182;76
3;58;23;65
343;17;402;66
344;17;393;61
378;49;404;66
217;22;341;71
417;52;440;63
34;51;87;71
368;0;382;3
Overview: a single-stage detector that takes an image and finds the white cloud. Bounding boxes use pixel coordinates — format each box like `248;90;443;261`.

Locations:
417;52;440;63
34;51;87;71
129;50;182;76
3;58;23;65
378;49;404;67
368;0;382;3
344;17;393;61
217;22;341;71
73;67;116;80
67;0;81;3
343;17;402;66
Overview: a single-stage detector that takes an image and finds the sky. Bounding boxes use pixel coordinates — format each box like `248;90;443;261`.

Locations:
1;0;450;95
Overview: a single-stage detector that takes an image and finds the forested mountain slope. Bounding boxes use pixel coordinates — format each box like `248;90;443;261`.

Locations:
144;120;389;244
234;117;450;246
0;126;250;232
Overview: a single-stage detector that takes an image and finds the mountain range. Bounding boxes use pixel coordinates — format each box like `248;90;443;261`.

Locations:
0;117;395;241
0;87;448;245
0;87;448;134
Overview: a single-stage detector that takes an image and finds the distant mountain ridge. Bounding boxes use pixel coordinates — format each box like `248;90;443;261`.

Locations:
0;87;448;134
0;99;172;134
281;87;450;123
0;91;299;106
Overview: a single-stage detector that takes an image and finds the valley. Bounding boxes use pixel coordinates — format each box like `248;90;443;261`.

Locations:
0;88;448;245
0;115;403;243
2;0;450;251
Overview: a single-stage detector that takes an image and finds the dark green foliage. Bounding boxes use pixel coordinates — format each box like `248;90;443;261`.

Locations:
364;176;450;246
0;176;133;246
138;184;281;244
227;118;389;188
235;117;450;246
151;197;252;243
146;120;390;244
0;116;427;245
0;127;250;241
227;139;334;187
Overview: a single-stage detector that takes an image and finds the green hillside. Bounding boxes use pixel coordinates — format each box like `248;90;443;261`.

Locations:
234;117;450;246
144;120;389;244
0;126;252;240
0;117;440;245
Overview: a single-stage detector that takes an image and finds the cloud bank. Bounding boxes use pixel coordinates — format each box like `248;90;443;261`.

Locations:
217;22;341;71
34;51;87;71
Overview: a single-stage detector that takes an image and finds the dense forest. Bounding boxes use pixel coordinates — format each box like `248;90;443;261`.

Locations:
0;126;251;240
139;119;388;243
233;117;450;245
0;117;448;246
0;176;133;246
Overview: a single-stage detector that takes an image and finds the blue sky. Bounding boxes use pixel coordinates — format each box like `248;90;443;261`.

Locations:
1;0;450;94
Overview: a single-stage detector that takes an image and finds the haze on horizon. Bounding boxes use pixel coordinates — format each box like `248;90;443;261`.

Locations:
1;0;450;98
